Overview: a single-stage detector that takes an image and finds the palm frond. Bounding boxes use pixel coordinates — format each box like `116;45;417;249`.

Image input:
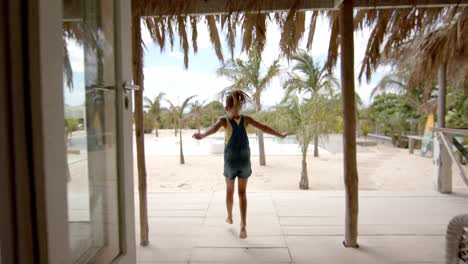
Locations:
206;15;224;62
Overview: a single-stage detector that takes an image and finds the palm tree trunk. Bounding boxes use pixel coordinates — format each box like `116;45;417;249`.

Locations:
131;11;149;246
256;102;266;166
313;135;319;157
258;131;266;166
299;151;309;190
179;127;185;164
340;0;359;248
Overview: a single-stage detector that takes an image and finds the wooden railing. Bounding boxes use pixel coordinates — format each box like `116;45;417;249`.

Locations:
431;128;468;192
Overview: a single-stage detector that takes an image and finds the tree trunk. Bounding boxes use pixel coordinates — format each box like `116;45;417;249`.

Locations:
313;135;319;157
155;128;158;137
179;127;185;164
438;63;447;129
258;131;266;166
131;12;149;246
256;102;266;166
174;127;178;137
340;0;359;248
299;152;309;190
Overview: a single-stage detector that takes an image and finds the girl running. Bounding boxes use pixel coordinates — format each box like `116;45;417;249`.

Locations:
192;90;287;239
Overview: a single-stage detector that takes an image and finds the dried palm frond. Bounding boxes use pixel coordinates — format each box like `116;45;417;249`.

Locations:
306;11;319;50
359;10;392;82
279;0;306;57
206;15;224;62
241;14;255;52
63;43;73;90
129;0;467;88
62;21;94;90
254;13;267;53
325;11;339;73
385;7;467;95
190;16;198;54
167;17;175;51
146;17;164;51
226;16;236;59
177;16;189;68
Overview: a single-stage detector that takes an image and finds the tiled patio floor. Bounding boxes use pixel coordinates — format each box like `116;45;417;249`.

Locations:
135;190;468;263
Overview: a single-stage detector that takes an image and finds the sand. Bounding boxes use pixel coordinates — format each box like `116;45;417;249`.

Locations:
134;129;467;192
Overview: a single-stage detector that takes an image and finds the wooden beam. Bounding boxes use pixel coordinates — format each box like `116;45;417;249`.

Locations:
432;127;468;136
131;7;150;246
339;0;359;248
338;0;467;9
139;0;334;16
136;0;467;17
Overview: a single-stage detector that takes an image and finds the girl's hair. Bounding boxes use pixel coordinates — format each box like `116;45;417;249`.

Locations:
225;90;250;112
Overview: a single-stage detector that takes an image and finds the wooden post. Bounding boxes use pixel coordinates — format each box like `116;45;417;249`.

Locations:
131;9;149;245
434;64;452;193
438;64;447;129
339;0;359;248
409;137;414;154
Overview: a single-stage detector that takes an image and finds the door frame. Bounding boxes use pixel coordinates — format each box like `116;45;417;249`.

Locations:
113;0;137;261
0;0;136;262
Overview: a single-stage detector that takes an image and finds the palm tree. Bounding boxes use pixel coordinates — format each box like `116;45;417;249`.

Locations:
217;47;280;166
144;92;165;137
283;51;339;157
167;95;196;164
190;100;205;133
275;95;337;189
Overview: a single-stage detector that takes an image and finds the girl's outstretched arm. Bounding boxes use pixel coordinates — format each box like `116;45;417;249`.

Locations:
244;116;288;138
192;117;226;140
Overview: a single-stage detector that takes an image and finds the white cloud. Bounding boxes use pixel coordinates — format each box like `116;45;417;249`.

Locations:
143;65;230;107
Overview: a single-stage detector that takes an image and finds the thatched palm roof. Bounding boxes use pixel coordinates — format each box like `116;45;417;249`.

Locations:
132;0;467;90
62;1;467;92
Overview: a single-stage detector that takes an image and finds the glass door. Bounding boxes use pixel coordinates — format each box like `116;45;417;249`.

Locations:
63;0;120;262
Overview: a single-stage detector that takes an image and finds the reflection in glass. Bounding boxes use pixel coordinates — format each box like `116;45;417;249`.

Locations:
63;0;120;262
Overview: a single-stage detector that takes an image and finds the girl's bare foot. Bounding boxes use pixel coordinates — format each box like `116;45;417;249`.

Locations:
226;217;233;224
240;226;247;239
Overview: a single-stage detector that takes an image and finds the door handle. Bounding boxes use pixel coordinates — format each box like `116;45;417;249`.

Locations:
87;84;115;92
122;81;140;92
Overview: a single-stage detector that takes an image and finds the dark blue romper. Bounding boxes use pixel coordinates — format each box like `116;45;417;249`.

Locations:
224;116;252;180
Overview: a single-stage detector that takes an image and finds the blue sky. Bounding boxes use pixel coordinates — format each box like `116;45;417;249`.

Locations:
65;13;390;108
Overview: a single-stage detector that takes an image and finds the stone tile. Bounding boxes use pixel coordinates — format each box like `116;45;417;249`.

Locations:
282;224;446;236
200;225;283;237
204;215;280;225
280;216;341;226
146;210;207;217
190;248;291;263
145;203;209;210
136;235;196;248
286;235;445;264
196;235;286;248
135;217;204;235
137;246;191;262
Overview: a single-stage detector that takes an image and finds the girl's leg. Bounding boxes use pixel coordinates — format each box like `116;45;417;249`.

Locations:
225;177;235;224
237;177;248;239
